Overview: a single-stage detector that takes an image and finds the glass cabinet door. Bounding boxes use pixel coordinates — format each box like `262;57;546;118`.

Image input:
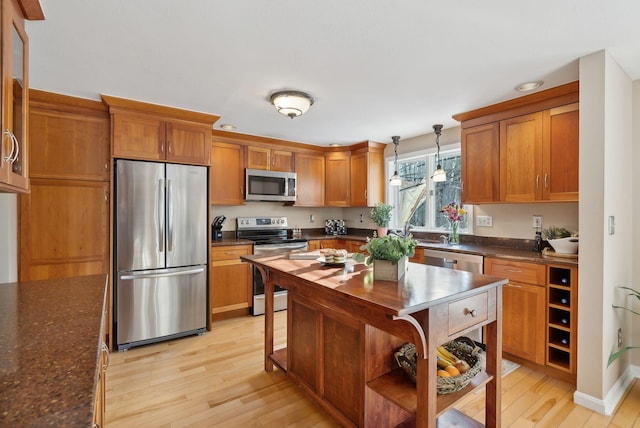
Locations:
4;3;28;191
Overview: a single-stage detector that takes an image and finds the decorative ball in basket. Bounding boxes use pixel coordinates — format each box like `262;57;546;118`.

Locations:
394;337;484;394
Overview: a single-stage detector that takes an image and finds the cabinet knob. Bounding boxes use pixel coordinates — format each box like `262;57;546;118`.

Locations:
464;308;477;317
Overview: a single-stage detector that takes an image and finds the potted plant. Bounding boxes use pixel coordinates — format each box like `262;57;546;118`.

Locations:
543;226;579;254
353;234;418;281
608;286;640;366
370;202;393;237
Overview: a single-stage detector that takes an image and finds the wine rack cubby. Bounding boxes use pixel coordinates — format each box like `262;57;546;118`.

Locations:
546;265;578;374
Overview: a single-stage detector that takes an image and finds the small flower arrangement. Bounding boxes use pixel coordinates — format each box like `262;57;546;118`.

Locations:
441;202;466;244
441;202;466;222
353;234;418;265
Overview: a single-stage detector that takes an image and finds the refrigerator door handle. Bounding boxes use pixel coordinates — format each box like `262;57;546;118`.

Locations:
120;267;205;280
167;179;174;252
158;178;165;253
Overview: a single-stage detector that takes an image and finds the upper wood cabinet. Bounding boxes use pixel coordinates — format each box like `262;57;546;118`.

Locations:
500;111;544;202
210;141;245;205
29;93;110;181
0;0;42;193
325;151;350;207
349;142;385;207
102;95;219;166
454;81;579;203
246;146;293;172
543;103;579;201
294;152;325;207
460;122;499;204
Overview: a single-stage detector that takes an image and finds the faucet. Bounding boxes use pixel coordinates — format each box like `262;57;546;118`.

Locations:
440;235;449;245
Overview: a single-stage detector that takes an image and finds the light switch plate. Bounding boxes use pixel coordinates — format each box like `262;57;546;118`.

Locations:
609;216;615;235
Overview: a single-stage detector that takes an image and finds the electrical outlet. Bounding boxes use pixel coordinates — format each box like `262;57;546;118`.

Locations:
532;215;543;228
476;215;493;227
618;328;623;347
360;213;364;223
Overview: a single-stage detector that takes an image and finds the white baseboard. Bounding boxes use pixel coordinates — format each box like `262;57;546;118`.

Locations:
573;364;639;415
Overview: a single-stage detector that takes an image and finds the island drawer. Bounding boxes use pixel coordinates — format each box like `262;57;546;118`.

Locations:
448;292;489;336
211;245;252;261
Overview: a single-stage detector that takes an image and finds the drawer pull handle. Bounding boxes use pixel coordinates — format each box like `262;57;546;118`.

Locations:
464;308;477;317
505;268;523;273
506;283;522;288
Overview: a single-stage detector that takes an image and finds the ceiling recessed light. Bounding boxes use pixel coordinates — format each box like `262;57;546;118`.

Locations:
220;124;236;130
329;143;341;147
516;81;543;92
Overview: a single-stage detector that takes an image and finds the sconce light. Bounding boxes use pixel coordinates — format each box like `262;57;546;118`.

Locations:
269;90;314;119
389;136;402;186
431;124;446;182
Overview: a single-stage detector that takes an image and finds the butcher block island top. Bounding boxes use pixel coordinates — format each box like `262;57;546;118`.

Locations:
241;254;507;428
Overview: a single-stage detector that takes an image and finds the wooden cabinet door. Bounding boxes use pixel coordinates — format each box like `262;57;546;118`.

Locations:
19;179;110;281
271;149;293;171
501;281;546;364
294;152;324;206
350;150;384;207
29;108;110;181
485;257;546;365
543;103;579;201
325;151;350;206
210;141;244;205
499;111;543;202
246;146;270;170
112;113;165;161
166;121;210;165
461;122;499;203
210;245;253;315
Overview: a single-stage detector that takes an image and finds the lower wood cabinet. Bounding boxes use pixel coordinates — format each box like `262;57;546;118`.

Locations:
484;257;546;365
210;245;253;318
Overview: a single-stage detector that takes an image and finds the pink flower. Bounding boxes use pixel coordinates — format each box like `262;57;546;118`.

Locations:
440;202;466;222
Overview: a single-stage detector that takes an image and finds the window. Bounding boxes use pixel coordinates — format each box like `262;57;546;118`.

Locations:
387;145;473;234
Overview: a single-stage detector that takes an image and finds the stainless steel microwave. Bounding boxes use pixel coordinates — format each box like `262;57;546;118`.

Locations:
245;168;297;202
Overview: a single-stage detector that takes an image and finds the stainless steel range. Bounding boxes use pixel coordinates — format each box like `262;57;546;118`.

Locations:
236;216;308;315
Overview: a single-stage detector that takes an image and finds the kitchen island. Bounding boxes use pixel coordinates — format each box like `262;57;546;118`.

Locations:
0;274;108;427
241;254;507;427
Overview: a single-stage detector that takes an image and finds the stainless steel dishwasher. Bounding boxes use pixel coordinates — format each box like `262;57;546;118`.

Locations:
423;249;484;274
423;249;485;343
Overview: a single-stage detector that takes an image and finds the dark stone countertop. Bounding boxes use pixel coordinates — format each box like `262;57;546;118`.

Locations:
0;274;108;427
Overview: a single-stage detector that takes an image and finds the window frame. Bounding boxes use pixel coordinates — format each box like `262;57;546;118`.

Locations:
385;143;474;235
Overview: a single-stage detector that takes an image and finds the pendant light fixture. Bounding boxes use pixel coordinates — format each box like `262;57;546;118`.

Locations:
389;136;402;186
431;124;446;182
269;90;314;119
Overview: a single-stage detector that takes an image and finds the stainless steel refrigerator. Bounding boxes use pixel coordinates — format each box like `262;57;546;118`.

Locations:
114;159;208;351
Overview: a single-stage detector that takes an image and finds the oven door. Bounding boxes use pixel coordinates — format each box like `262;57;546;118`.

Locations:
252;241;308;315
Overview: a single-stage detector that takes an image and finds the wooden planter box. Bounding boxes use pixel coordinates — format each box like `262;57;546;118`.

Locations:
373;256;408;281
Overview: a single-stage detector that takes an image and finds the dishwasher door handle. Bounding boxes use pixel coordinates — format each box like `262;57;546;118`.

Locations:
443;258;458;264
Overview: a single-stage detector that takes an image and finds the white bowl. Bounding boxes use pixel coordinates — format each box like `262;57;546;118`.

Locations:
548;237;579;254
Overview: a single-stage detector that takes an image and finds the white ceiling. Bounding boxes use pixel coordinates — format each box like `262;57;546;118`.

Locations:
27;0;640;146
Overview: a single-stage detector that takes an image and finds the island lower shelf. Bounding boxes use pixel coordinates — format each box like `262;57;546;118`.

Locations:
367;367;492;417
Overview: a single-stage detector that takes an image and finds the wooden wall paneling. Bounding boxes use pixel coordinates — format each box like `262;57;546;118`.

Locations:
19;178;110;281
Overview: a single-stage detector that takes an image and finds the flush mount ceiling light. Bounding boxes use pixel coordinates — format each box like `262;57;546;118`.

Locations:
431;124;446;183
516;81;543;92
269;90;314;119
389;136;402;186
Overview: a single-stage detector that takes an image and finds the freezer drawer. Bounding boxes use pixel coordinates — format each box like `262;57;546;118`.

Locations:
116;266;207;350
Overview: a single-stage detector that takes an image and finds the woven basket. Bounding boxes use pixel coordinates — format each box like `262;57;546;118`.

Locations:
394;337;484;394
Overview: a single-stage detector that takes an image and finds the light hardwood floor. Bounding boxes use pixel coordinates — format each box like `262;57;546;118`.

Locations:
106;311;640;427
